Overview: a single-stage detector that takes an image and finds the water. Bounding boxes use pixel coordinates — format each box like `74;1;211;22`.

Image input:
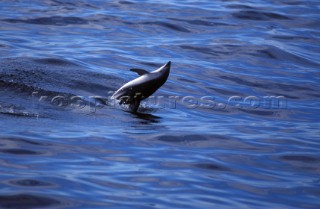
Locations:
1;0;320;208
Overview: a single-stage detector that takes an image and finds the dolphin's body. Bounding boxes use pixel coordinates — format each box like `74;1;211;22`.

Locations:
111;61;171;112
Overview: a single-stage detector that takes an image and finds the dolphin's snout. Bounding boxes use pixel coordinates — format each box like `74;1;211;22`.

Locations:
165;61;171;68
159;61;171;73
163;61;171;70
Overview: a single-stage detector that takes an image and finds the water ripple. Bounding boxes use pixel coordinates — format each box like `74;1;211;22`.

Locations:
142;21;190;33
3;16;88;26
232;10;290;21
0;194;61;209
8;179;54;187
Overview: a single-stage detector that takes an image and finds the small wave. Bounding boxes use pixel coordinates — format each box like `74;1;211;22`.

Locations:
161;161;230;172
219;75;265;89
168;18;230;27
194;163;230;171
0;137;48;146
0;57;122;118
138;61;162;68
177;77;197;84
0;194;61;209
232;10;290;21
251;45;320;67
280;155;319;163
33;58;78;66
217;73;320;101
0;110;42;118
142;21;190;33
3;16;88;26
180;44;240;59
155;134;208;143
0;80;50;96
8;179;53;187
207;86;244;96
50;0;76;7
132;112;161;123
226;4;255;9
153;134;233;147
0;57;120;95
270;35;314;42
238;109;275;116
119;0;134;4
180;45;221;57
0;148;42;155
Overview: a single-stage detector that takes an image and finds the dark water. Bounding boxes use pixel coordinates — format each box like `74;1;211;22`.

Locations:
1;0;320;208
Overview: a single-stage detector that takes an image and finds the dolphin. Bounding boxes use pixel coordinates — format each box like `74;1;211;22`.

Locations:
111;61;171;112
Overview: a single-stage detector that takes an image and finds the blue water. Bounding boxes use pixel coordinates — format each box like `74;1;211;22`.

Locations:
1;0;320;208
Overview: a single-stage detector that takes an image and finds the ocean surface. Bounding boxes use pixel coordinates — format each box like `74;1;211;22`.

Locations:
1;0;320;208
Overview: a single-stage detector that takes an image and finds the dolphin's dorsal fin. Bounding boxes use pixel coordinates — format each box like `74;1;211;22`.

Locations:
130;68;149;76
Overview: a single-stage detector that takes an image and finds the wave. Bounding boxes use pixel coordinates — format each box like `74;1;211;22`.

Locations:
0;194;61;209
142;21;190;33
3;16;88;26
232;10;290;21
0;57;121;118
